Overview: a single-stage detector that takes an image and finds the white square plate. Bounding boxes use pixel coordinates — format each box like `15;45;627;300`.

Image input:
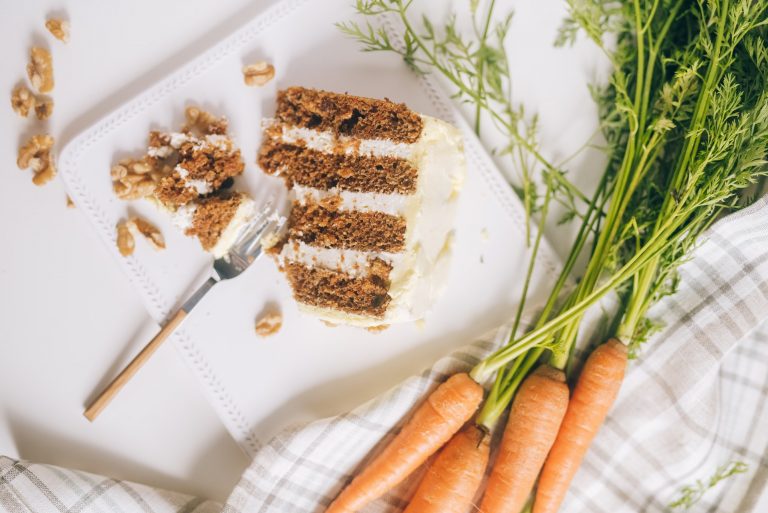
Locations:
59;0;560;454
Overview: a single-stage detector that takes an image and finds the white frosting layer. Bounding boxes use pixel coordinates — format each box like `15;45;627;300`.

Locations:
210;196;257;258
276;115;465;327
269;122;414;159
171;203;197;231
280;240;402;277
291;184;408;216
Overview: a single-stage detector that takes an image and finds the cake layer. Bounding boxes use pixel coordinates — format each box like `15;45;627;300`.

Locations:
258;137;417;194
288;201;406;252
276;87;423;143
285;259;392;317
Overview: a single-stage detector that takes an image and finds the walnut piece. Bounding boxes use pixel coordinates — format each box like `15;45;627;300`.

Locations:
242;62;275;87
45;19;70;43
183;105;228;135
32;160;57;186
255;311;282;337
116;220;135;256
66;196;75;208
17;134;56;186
128;217;165;250
27;47;54;94
111;157;161;200
11;84;35;117
11;85;53;119
34;95;54;120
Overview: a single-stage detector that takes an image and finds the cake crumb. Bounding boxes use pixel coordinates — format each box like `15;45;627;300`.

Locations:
255;310;282;337
322;320;338;328
45;19;70;43
243;61;275;87
366;324;389;333
480;228;489;242
128;217;165;250
116;220;135;256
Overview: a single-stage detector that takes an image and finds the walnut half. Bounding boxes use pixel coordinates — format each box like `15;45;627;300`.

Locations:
45;19;70;43
128;217;165;250
242;62;275;87
255;310;282;337
11;84;35;117
183;105;228;135
34;96;54;120
11;84;53;119
17;134;56;186
111;157;159;200
27;47;54;94
116;220;135;257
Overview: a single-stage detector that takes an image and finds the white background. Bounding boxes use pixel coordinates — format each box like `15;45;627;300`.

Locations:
0;0;606;505
0;0;281;503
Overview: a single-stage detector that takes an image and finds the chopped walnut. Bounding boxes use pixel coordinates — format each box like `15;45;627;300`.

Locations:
27;47;54;94
17;134;56;186
111;157;162;200
34;95;54;120
116;220;135;256
45;19;70;43
255;310;283;337
66;196;75;208
242;62;275;87
183;105;228;135
128;217;165;250
11;84;35;117
31;159;57;186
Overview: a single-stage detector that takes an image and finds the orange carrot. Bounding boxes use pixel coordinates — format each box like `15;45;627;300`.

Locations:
534;338;628;513
326;372;484;513
480;365;569;513
403;424;490;513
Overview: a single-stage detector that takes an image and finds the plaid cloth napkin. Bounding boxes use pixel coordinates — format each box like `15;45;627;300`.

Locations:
0;455;224;513
223;194;768;513
0;456;221;513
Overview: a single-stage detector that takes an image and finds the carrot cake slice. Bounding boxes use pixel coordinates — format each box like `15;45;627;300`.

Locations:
259;87;465;327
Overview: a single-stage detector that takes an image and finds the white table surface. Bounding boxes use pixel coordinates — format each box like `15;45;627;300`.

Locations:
0;0;283;503
0;0;602;504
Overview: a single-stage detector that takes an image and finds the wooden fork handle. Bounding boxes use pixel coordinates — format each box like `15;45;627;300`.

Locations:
84;309;187;422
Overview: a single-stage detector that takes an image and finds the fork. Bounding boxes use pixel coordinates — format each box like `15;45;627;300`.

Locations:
84;204;280;421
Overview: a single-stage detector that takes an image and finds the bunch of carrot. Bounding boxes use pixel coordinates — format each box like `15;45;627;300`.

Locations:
331;0;768;511
325;341;626;513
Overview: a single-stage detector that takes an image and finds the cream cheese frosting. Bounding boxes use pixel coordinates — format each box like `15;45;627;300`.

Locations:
275;115;465;326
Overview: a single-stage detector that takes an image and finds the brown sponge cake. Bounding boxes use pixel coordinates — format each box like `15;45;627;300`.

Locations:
260;87;466;327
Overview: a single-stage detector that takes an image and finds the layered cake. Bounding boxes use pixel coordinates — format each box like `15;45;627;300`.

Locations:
111;107;256;257
259;87;465;327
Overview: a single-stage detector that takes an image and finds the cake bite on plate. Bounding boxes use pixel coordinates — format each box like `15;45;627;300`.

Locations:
259;87;466;327
111;107;258;258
